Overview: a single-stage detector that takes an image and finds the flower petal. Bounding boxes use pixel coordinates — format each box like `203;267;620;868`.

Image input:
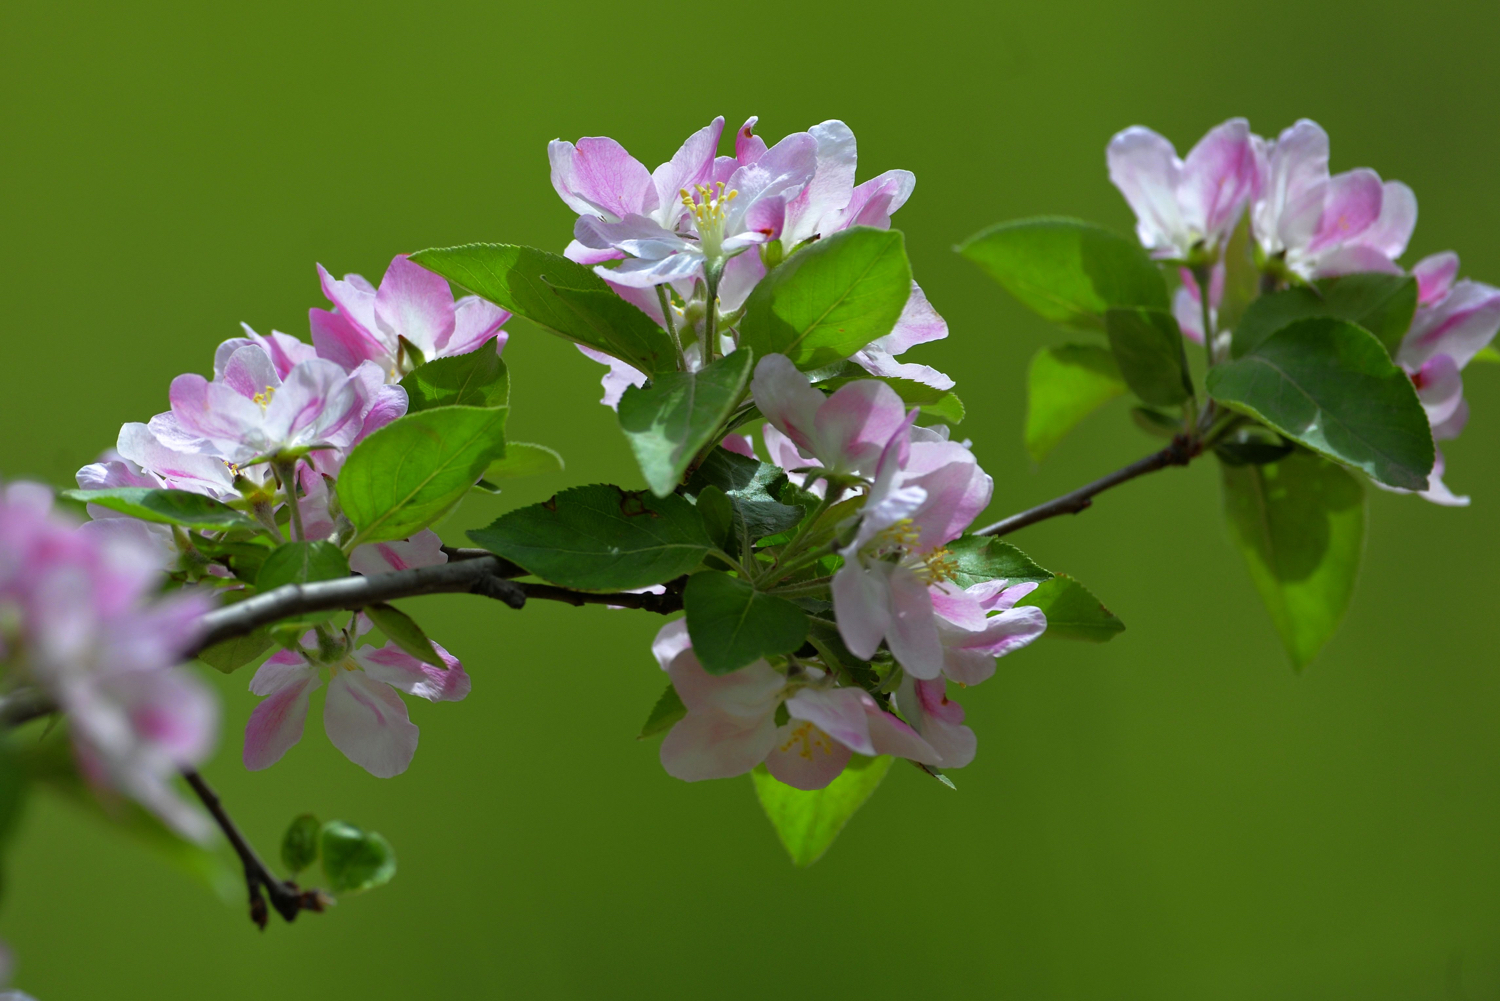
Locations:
355;641;470;703
373;255;457;357
764;720;852;790
323;671;419;778
243;669;320;771
660;709;778;782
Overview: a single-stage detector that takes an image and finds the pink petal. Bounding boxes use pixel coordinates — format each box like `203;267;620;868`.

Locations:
1308;168;1383;253
812;379;909;476
665;646;784;719
114;424;235;499
1413;252;1460;306
355;641;470;703
1401;280;1500;369
660;709;778;781
576;344;647;409
734;117;767;164
865;700;943;765
763;720;852;790
447;297;511;357
309;306;388;372
1353;181;1416;260
785;688;876;755
1413;354;1464;427
240;323;318;377
243;669;320;771
1107;126;1185;254
549;136;655;221
323;671;419;778
652;620;694;670
833;563;892;661
750;354;826;456
1180;118;1255;244
650;117;725;227
1253;119;1331;255
842;169;916;231
781;119;859;246
318;264;382;342
350;530;448;576
883;565;943;679
374;255;457;357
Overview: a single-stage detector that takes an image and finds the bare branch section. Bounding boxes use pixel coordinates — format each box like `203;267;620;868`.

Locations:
976;435;1199;538
181;768;330;929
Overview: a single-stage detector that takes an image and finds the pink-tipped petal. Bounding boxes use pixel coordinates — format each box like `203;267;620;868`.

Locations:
1413;252;1460;306
764;720;852;790
350;530;448;576
374;255;457;357
785;688;877;756
549;137;656;221
1308;168;1384;253
750;354;826;455
323;672;419;778
883;565;944;680
355;641;470;703
243;669;320;771
1107;126;1185;254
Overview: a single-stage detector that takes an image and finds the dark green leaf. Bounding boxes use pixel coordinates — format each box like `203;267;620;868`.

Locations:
481;442;564;480
410;244;676;376
197;629;274;675
60;488;254;531
320;820;397;894
256;540;350;591
400;349;509;411
739;228;913;370
958;217;1169;329
695;485;735;552
280;813;321;875
686;449;804;545
1220;449;1365;670
364;603;444;668
468;484;712;591
752;754;894;867
1233;273;1419;358
638;684;687;739
683;571;809;674
944;535;1054;589
1105;307;1193;406
340;405;509;545
1132;406;1184;438
1017;574;1124;641
1206;317;1434;490
618;349;754;497
1025;344;1127;461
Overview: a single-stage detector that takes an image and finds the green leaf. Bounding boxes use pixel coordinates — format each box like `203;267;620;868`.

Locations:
1233;273;1419;358
1017;574;1124;641
320;820;397;894
618;349;754;497
1105;307;1192;406
1220;449;1365;670
920;392;965;425
638;684;687;739
60;488;254;531
751;754;894;867
197;629;274;675
1024;344;1127;461
1216;212;1260;334
340;405;508;545
686;449;804;546
256;540;350;591
400;349;509;412
1473;345;1500;364
1132;406;1183;438
1206;317;1434;490
739;227;912;370
468;484;711;591
410;244;676;376
481;442;564;481
958;216;1169;329
695;485;735;552
683;571;809;674
944;535;1054;589
364;603;444;668
280;813;321;875
0;741;29;857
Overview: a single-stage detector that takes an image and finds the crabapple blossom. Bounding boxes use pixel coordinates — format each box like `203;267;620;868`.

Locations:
313;254;510;380
1393;252;1500;505
1250;119;1416;279
834;421;993;679
1107;118;1257;261
0;481;216;840
930;579;1048;686
243;616;470;778
652;621;944;789
750;353;911;481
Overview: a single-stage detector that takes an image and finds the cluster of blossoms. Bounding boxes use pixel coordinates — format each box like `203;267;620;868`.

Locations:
77;255;509;777
1108;117;1500;503
652;355;1046;788
550;116;952;405
0;481;213;836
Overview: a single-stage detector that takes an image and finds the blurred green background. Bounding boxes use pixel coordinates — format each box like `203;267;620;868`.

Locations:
4;0;1499;997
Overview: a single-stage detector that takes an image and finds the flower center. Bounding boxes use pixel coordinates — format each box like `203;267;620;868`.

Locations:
252;385;276;411
680;182;737;263
778;720;838;761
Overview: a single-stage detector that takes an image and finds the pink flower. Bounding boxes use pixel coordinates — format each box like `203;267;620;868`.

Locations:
652;621;941;789
167;343;384;465
1251;119;1416;279
893;676;975;769
1391;252;1500;506
0;482;217;840
750;354;911;480
243;617;470;778
1107;118;1257;260
350;530;447;576
1172;264;1224;345
833;426;993;679
929;579;1048;685
313;255;510;379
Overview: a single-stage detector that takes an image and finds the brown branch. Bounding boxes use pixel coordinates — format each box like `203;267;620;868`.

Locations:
520;580;685;614
181;768;330;929
976;434;1200;537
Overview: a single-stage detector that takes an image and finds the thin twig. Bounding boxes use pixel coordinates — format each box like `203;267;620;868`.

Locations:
181;768;330;929
976;434;1199;537
519;581;684;614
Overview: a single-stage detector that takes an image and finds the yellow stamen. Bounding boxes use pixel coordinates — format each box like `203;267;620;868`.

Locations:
777;720;837;761
252;385;276;410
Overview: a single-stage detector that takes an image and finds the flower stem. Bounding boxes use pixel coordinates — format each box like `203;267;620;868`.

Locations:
274;459;305;542
656;284;685;369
